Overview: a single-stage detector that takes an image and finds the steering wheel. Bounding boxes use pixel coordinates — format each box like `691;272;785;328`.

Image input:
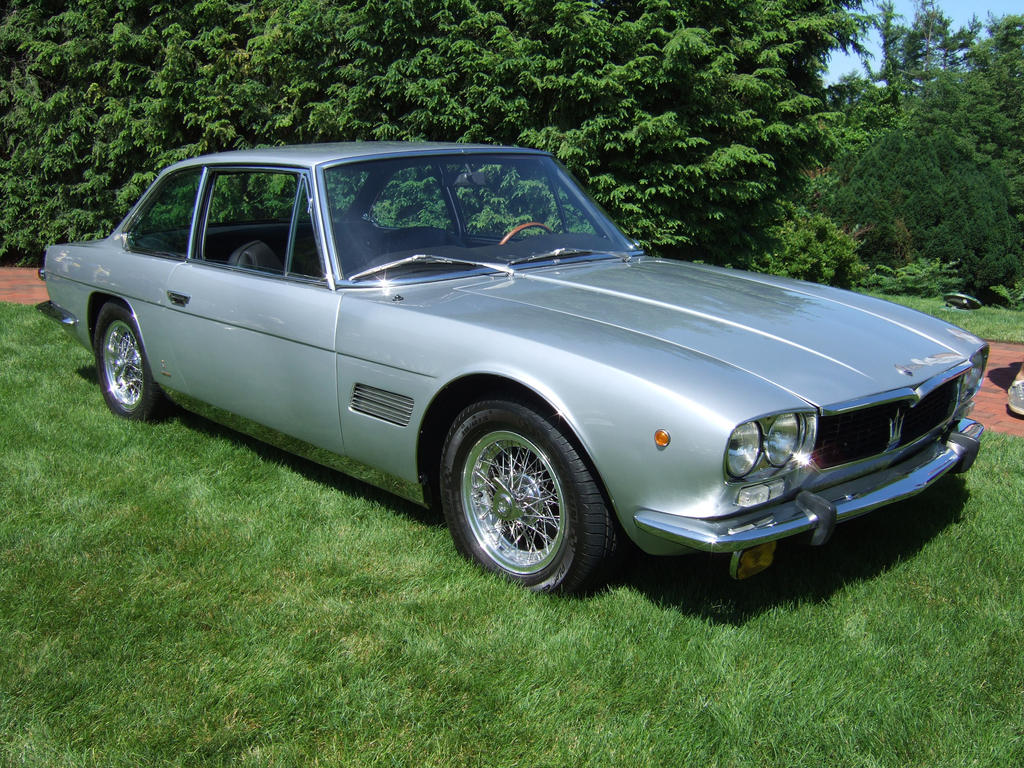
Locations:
499;221;552;245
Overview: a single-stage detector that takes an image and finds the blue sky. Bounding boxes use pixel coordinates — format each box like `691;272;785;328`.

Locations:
826;1;1022;83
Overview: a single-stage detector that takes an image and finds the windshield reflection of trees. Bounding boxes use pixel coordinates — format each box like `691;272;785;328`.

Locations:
324;154;630;277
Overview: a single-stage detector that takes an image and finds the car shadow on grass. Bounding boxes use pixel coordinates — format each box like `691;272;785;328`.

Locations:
170;406;441;527
623;478;971;624
74;362;442;525
75;363;972;615
76;364;98;384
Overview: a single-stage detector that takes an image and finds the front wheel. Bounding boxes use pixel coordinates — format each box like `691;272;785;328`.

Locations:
93;302;166;420
440;398;619;593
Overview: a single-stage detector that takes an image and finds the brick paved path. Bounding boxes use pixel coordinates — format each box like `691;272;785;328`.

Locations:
0;267;47;305
3;266;1022;436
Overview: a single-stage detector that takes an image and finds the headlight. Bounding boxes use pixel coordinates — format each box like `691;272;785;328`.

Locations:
725;412;815;479
765;413;801;466
963;346;989;399
726;421;761;477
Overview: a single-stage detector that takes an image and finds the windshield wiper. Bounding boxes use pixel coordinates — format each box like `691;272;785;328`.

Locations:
508;248;631;267
347;253;513;282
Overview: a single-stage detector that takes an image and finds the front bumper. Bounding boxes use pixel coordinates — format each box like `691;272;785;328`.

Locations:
634;418;983;553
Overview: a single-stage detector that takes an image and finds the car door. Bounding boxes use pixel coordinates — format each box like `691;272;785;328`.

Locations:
161;167;345;455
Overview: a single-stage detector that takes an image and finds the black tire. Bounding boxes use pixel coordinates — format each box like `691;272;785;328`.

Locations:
440;398;619;593
93;302;166;421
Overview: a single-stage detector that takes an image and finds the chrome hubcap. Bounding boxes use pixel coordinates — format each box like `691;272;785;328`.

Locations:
102;320;144;410
461;430;565;574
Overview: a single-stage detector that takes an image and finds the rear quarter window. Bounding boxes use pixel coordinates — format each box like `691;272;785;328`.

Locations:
125;169;202;257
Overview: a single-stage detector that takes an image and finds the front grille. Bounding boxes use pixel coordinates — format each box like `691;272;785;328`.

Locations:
901;379;959;443
813;377;960;469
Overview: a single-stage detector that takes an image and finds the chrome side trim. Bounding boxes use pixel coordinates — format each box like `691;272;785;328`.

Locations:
162;387;427;507
635;418;983;553
36;300;78;327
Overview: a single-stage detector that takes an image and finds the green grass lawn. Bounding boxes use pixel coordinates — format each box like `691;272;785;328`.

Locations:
2;302;1023;767
868;292;1024;344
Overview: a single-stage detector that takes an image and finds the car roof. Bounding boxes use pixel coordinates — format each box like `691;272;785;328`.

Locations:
164;142;548;172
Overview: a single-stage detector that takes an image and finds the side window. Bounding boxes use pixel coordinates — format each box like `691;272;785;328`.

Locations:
206;172;297;227
201;170;300;275
125;169;201;257
286;179;325;280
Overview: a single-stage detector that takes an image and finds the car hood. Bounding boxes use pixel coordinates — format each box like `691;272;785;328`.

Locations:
456;258;978;408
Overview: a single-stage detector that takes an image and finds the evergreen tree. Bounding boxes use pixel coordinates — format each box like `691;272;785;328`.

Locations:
825;127;1020;297
0;0;860;265
818;5;1022;299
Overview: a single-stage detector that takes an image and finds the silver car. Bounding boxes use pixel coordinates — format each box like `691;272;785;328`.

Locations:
39;143;988;592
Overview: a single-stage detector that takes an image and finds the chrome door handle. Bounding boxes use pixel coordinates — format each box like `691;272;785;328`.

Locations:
167;291;190;307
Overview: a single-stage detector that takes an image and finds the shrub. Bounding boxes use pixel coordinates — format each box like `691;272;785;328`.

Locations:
752;209;866;288
991;278;1024;309
858;257;962;297
821;127;1022;298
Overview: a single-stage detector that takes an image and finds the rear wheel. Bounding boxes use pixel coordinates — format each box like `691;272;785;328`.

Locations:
93;303;166;420
440;398;619;593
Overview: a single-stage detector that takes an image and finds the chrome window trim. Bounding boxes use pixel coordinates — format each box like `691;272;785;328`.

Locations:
187;164;331;287
315;149;633;283
116;166;206;260
180;257;334;289
187;166;209;261
307;162;338;289
284;178;304;275
315;146;547;176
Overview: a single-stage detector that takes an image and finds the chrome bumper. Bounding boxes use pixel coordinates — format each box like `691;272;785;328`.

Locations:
634;418;983;553
36;300;78;328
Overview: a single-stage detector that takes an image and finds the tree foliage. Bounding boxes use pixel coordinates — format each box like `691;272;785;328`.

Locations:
751;204;865;288
825;127;1018;297
0;0;859;265
817;4;1023;299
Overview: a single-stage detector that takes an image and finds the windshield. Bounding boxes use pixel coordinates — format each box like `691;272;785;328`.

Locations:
321;152;635;280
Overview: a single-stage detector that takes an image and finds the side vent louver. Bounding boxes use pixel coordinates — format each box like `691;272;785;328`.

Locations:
350;384;414;427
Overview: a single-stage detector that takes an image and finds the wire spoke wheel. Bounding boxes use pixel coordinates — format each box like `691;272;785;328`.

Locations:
441;398;619;592
102;320;144;411
461;430;566;574
93;302;166;421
